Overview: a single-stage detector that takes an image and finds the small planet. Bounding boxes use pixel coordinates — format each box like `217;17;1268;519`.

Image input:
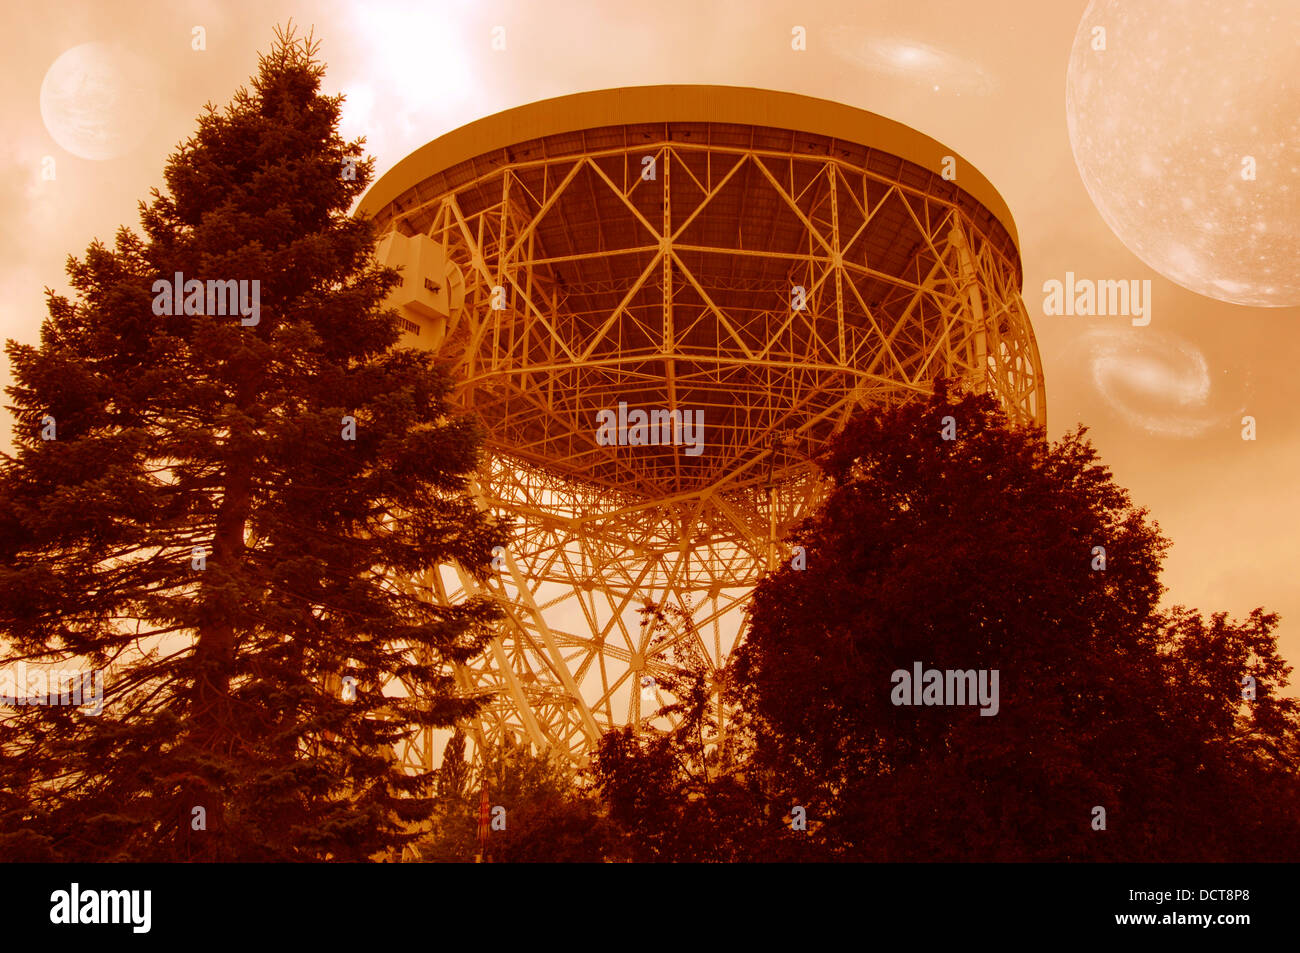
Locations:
40;42;159;161
1066;0;1300;308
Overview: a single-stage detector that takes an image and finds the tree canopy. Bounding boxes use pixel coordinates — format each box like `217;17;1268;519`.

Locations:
597;382;1300;861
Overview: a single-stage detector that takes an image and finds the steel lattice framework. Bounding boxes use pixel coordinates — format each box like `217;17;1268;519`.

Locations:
359;86;1045;768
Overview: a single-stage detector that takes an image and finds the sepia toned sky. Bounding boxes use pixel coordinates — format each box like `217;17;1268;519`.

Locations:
3;0;1297;684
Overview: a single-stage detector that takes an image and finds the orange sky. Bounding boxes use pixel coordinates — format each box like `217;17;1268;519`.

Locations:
3;0;1297;685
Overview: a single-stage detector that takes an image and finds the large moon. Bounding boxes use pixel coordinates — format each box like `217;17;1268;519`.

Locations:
1066;0;1300;308
40;42;159;161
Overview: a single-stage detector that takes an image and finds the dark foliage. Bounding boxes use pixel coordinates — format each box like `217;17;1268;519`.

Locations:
0;26;504;861
417;732;620;863
597;382;1300;861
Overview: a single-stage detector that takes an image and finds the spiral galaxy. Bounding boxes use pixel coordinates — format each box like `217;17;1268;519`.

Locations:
1081;327;1241;437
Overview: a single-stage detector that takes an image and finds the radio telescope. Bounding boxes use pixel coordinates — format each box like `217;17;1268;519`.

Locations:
359;86;1045;768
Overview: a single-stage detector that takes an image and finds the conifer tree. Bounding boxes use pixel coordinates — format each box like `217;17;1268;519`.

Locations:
0;25;504;861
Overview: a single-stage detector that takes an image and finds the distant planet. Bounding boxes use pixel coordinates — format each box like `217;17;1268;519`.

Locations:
40;42;159;161
1066;0;1300;308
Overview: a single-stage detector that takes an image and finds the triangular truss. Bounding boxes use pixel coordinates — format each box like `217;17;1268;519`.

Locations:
380;127;1045;769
